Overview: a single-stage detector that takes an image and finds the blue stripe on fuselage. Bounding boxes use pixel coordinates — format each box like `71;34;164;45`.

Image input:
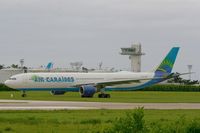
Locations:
16;88;79;92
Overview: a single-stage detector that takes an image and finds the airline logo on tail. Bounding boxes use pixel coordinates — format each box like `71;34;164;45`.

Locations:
155;47;180;78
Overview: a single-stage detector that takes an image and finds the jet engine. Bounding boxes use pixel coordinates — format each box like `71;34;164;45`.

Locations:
79;85;97;97
50;90;66;95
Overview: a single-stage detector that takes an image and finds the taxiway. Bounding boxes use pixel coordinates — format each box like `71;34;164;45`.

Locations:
0;100;200;110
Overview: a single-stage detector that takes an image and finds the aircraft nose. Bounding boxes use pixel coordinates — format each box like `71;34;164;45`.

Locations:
4;80;14;88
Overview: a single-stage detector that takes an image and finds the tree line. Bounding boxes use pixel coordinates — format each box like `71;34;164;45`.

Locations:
0;64;27;70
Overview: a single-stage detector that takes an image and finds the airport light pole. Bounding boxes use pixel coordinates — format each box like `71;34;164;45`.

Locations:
187;65;193;80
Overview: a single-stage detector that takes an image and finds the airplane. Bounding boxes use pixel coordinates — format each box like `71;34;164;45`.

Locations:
5;47;180;98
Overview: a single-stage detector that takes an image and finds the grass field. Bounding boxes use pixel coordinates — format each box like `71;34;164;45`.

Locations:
0;109;199;133
0;91;200;133
0;91;200;103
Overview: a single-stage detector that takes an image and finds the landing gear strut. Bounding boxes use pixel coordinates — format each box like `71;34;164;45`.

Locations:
21;91;27;97
98;93;111;98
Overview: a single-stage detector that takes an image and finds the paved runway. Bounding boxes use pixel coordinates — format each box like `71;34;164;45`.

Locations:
0;100;200;110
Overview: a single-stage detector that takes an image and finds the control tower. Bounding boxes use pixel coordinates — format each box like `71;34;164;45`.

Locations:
120;43;145;72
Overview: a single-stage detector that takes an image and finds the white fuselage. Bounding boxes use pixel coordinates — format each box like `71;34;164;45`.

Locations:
5;72;155;90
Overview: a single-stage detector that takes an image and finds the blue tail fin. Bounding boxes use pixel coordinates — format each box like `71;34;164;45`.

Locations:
155;47;180;77
46;62;53;70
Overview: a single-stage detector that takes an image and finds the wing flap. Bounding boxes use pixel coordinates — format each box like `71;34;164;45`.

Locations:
74;77;164;88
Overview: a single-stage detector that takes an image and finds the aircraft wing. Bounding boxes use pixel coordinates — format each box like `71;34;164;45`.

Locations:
74;77;164;88
177;72;195;76
74;72;192;88
96;79;141;87
95;77;166;87
96;72;195;86
166;72;195;79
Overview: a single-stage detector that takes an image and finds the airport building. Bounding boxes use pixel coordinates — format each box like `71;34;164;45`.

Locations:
120;43;145;72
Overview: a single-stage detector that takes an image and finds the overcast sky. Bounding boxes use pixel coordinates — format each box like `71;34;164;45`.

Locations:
0;0;200;79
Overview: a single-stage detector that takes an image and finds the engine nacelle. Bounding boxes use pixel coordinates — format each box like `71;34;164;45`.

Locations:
50;90;66;95
79;85;97;97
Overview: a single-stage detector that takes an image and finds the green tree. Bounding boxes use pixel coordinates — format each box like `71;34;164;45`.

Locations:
0;65;4;70
11;64;18;68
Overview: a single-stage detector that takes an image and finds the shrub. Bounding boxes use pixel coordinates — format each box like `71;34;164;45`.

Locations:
186;119;200;133
103;108;200;133
4;127;13;131
142;84;200;92
105;107;147;133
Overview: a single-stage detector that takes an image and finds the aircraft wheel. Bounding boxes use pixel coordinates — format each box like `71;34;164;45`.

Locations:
21;94;26;97
98;94;103;98
81;95;93;98
98;94;110;98
106;94;111;98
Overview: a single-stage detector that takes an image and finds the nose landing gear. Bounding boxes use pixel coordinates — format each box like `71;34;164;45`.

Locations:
21;91;27;97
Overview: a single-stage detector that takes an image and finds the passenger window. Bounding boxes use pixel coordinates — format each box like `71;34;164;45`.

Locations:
9;78;16;80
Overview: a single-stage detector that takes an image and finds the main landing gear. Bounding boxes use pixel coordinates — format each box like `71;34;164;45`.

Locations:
21;91;27;97
98;93;111;98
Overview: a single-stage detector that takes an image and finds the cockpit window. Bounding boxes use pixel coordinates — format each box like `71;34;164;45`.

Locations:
9;78;16;80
